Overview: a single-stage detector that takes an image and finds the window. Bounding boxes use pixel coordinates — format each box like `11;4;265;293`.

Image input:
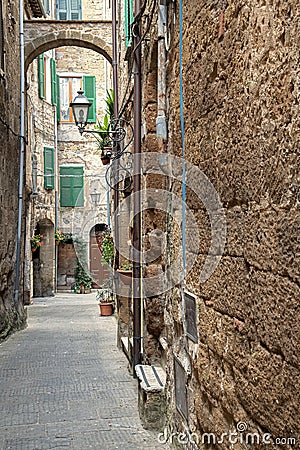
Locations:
124;0;134;47
56;0;82;20
59;75;96;123
43;0;51;15
60;166;84;207
44;147;55;190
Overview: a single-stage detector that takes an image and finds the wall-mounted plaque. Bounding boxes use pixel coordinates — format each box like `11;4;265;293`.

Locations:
184;291;198;343
174;356;188;420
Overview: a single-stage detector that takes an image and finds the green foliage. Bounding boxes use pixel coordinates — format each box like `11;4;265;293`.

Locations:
93;90;114;151
105;89;114;119
96;289;113;303
101;234;114;266
120;259;133;270
31;234;43;250
75;261;92;289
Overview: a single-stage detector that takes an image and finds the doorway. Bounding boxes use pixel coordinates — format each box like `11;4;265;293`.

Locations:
32;219;55;297
90;224;109;288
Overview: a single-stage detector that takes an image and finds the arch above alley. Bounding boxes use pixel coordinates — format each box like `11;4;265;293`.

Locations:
24;20;112;70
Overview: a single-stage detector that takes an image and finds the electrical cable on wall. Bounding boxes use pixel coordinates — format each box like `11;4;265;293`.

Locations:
179;0;187;279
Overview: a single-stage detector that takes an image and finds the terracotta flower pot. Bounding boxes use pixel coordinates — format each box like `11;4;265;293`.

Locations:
101;156;110;165
117;269;132;286
99;302;114;316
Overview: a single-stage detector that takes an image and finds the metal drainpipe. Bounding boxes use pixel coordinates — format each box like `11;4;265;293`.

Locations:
132;0;142;375
54;107;58;293
156;0;167;140
14;0;26;304
112;0;119;267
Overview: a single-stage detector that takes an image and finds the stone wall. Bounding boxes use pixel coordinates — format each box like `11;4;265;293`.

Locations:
163;0;300;447
0;1;26;338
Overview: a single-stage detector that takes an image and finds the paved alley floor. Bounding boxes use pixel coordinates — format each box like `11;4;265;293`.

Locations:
0;294;169;450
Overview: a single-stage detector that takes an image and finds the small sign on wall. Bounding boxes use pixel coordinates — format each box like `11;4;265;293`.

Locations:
183;291;198;343
174;356;188;420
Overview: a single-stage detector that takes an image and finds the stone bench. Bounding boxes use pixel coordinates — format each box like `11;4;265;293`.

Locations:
135;364;166;430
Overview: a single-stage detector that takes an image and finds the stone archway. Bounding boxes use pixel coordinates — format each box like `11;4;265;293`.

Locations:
24;20;112;70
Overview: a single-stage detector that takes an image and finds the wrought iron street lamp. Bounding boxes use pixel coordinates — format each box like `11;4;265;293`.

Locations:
70;90;134;193
69;90;91;134
90;188;101;206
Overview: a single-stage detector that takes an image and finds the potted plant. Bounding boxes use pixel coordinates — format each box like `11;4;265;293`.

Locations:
31;233;43;252
117;260;133;286
75;262;93;294
96;289;114;316
94;90;114;165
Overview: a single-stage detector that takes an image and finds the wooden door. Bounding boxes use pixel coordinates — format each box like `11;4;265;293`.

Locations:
89;234;109;288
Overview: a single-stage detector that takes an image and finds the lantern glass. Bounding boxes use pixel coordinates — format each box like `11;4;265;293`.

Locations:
70;90;92;129
90;189;101;206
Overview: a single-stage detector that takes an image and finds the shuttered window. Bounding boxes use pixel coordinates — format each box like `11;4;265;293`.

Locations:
124;0;134;47
44;147;55;190
56;0;82;20
60;166;84;207
83;75;96;123
58;75;96;123
38;54;45;99
56;74;60;121
50;58;57;106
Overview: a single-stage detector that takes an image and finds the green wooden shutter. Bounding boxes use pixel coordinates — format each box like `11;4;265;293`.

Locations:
44;147;55;190
50;58;57;106
72;166;84;206
38;54;45;99
124;0;134;47
56;74;60;122
60;166;84;207
83;76;96;123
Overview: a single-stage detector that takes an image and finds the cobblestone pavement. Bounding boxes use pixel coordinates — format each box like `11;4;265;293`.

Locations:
0;294;169;450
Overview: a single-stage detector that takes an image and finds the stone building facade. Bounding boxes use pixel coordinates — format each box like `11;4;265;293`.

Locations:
116;0;300;447
25;0;112;296
0;0;45;338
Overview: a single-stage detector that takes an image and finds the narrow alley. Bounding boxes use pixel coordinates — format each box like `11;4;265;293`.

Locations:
0;295;166;450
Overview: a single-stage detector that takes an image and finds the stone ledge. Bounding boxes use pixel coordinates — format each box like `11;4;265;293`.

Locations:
135;364;166;392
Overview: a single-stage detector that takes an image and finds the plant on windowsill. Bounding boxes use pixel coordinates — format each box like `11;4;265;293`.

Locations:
31;234;43;252
96;288;114;316
74;261;93;294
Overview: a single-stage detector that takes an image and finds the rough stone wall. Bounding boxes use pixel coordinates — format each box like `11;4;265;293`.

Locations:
164;0;300;447
0;1;26;338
